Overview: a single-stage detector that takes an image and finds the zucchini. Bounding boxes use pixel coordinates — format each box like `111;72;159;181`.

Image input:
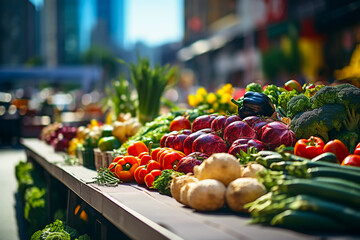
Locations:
256;155;284;168
308;167;360;183
311;152;338;163
289;194;360;229
312;177;360;192
270;210;347;232
273;179;360;209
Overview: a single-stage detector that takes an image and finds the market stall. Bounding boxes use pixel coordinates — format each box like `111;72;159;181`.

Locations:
21;138;358;240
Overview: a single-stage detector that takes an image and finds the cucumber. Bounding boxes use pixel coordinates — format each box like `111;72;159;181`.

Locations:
311;152;338;163
312;177;360;192
256;155;285;168
308;167;360;183
289;194;360;229
273;179;360;209
270;210;347;232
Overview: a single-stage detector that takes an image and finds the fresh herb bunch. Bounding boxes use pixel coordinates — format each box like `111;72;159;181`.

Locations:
152;169;184;196
121;57;178;124
89;168;121;187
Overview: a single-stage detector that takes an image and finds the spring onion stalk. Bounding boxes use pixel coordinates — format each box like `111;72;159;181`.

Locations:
122;57;177;124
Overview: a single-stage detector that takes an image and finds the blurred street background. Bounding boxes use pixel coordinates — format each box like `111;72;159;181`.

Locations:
1;0;360;145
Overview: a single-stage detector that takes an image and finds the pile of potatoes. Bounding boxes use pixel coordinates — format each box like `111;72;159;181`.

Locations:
170;153;267;212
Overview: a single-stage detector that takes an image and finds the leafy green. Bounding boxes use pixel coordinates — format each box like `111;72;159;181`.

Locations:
152;170;184;196
263;84;281;106
278;89;299;112
246;83;263;93
24;187;47;234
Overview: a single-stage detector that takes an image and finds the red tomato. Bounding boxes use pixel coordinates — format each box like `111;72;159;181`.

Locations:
323;139;349;163
284;80;302;93
169;116;191;132
354;142;360;155
341;155;360;167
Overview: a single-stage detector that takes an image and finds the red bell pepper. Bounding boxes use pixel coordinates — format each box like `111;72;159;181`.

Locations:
127;141;149;157
134;160;161;184
354;142;360;155
162;151;186;170
114;155;139;181
323;139;349;163
144;169;162;188
294;136;324;159
341;154;360;167
134;165;148;184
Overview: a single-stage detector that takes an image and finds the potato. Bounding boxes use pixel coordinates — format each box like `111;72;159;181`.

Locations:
226;178;266;212
241;163;266;178
187;179;226;211
170;175;198;204
194;153;241;186
180;181;198;206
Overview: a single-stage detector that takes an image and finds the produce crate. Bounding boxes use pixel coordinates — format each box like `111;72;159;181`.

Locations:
94;149;113;170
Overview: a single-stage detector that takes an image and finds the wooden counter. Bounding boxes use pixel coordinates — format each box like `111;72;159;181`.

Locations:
21;138;357;240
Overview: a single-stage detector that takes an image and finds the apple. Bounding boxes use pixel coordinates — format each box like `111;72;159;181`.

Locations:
192;133;229;155
223;121;257;145
284;80;302;93
169;116;191;131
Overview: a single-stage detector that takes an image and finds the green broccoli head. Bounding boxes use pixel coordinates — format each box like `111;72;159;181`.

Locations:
278;89;299;112
290;104;347;142
336;84;360;132
263;84;280;105
310;86;339;109
286;93;311;119
290;109;328;141
245;83;263;93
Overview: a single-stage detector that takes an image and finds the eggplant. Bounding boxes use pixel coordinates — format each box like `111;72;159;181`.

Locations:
231;91;275;118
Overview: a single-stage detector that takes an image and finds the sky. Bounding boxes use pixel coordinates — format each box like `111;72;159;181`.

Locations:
125;0;184;47
30;0;184;48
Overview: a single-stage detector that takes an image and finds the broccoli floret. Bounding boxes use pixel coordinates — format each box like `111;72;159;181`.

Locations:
286;94;311;119
263;84;281;106
290;104;347;142
245;83;263;93
336;84;360;132
333;131;359;154
278;89;299;112
310;86;338;109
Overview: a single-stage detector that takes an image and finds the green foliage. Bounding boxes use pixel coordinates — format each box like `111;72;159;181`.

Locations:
278;89;299;112
286;94;311;119
15;161;34;200
263;84;281;106
24;187;47;234
152;170;184;196
303;85;325;98
102;76;137;119
245;83;263;93
31;219;85;240
44;231;70;240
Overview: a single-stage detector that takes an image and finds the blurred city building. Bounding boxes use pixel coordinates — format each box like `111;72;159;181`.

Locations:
178;0;360;89
0;0;37;65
